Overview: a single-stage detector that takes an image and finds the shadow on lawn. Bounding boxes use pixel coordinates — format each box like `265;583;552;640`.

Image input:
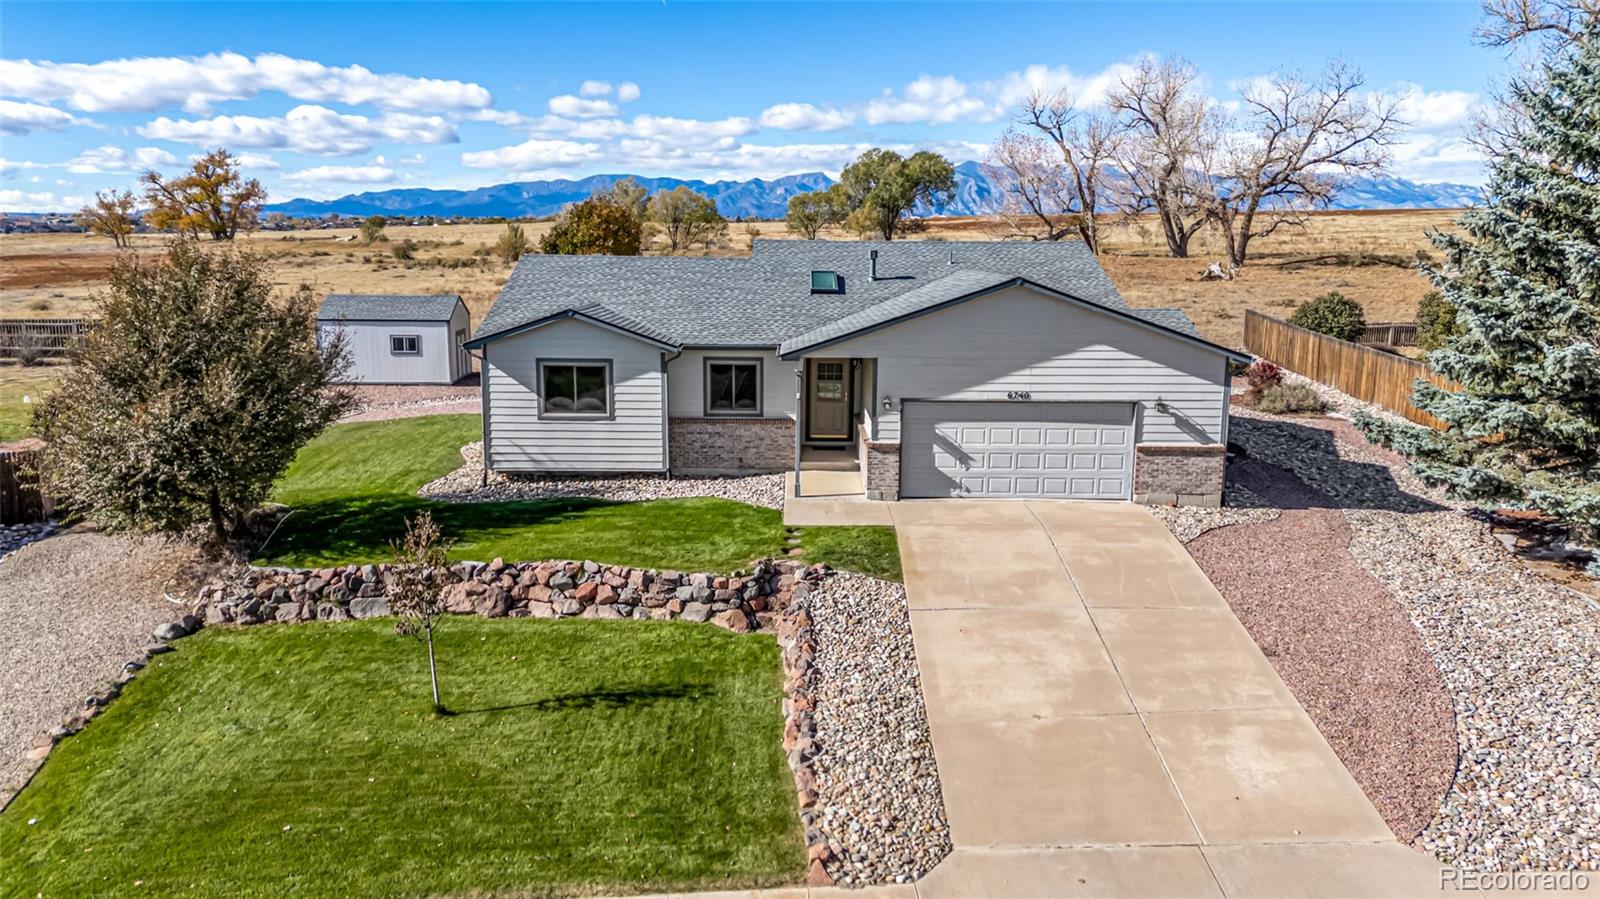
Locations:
258;494;625;564
455;684;712;716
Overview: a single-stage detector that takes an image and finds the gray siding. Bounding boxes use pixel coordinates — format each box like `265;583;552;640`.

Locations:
666;349;798;420
484;318;666;472
812;284;1226;446
322;319;458;384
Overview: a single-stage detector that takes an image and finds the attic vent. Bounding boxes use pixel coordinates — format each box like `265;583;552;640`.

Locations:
810;270;841;294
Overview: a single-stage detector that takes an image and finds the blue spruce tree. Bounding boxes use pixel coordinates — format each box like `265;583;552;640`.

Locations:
1359;24;1600;544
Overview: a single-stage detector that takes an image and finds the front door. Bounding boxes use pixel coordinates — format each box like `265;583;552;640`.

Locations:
806;359;850;441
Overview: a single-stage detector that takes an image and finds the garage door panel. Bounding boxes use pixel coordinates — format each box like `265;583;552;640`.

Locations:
901;401;1134;500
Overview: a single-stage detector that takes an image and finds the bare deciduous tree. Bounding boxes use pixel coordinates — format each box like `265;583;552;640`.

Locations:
1477;0;1598;48
990;92;1116;252
388;510;455;714
1210;64;1403;267
1107;57;1219;258
1469;0;1597;156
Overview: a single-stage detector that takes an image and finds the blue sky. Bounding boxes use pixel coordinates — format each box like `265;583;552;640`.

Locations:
1;1;1504;212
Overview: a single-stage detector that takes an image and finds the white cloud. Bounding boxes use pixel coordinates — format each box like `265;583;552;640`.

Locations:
521;113;756;145
548;95;619;118
0;52;493;114
284;164;398;184
1384;83;1479;129
991;62;1140;109
864;75;1000;125
65;145;178;174
579;80;612;97
395;153;429;166
0;189;87;212
465;108;534;127
617;81;641;103
138;104;458;155
0;158;47;175
759;102;855;131
460;139;605;169
0;99;91;135
234;152;280;170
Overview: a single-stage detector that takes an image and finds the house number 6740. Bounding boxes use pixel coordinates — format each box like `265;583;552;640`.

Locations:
1007;391;1032;400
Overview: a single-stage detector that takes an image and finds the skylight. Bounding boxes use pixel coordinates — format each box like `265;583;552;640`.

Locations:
810;270;841;294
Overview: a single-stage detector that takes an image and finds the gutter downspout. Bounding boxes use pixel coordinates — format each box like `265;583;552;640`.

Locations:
471;345;490;488
662;349;681;477
794;366;804;497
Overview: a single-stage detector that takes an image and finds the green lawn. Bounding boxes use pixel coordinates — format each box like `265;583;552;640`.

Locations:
0;619;805;897
259;414;902;580
0;364;63;443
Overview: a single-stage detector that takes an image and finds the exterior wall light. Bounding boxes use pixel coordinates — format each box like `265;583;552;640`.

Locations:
881;395;895;411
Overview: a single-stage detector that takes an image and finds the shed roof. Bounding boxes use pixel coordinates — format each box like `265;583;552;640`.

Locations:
319;294;463;322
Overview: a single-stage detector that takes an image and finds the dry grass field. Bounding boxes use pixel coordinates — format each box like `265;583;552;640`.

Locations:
0;209;1458;350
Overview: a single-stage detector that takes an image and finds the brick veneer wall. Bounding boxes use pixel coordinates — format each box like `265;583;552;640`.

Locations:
1133;444;1225;508
859;424;901;501
669;417;794;474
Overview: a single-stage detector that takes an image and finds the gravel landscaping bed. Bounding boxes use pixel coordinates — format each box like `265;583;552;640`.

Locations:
0;533;193;805
338;382;480;423
1350;508;1600;871
1218;399;1600;871
419;441;787;510
804;571;951;885
1149;482;1279;543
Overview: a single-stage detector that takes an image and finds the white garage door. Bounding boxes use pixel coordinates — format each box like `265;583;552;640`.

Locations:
900;401;1133;500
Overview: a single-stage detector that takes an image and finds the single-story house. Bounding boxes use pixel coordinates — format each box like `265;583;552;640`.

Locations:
318;294;473;385
464;240;1248;506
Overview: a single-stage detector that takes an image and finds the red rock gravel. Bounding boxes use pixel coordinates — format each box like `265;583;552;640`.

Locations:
1187;458;1458;843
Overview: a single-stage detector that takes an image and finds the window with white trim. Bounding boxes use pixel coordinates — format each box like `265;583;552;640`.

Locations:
541;361;611;416
390;334;421;355
705;359;762;416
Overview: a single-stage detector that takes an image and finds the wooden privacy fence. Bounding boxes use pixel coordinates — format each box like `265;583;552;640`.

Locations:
0;318;88;360
1244;310;1454;429
0;449;48;525
1361;321;1418;347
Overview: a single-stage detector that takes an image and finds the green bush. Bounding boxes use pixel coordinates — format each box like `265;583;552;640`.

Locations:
1289;291;1367;342
1253;382;1328;415
1415;290;1461;352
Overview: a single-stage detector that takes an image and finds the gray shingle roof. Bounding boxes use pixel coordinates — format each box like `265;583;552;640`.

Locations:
319;294;462;322
778;270;1016;356
472;240;1228;355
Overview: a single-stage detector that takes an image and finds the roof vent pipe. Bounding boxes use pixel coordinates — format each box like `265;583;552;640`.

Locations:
949;249;955;265
869;249;878;281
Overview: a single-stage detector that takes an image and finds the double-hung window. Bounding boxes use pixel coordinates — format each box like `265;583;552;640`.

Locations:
390;334;421;355
705;358;762;416
540;361;611;416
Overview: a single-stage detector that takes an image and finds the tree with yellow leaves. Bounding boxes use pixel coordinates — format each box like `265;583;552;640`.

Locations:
141;148;267;241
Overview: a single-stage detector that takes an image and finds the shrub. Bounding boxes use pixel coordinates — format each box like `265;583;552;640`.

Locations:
1415;290;1461;352
391;239;417;261
359;215;387;245
1245;359;1283;391
27;298;52;312
495;223;529;262
1289;291;1367;342
1253;382;1328;415
12;332;50;366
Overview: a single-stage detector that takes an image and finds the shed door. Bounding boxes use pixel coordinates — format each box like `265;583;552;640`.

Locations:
899;401;1133;499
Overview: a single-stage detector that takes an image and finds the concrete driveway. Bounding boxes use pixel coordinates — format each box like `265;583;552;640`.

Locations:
891;500;1452;898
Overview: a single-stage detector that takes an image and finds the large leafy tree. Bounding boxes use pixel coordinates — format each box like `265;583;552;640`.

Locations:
646;185;728;254
1358;24;1600;541
76;190;137;248
835;149;956;240
538;196;642;255
34;242;354;547
785;187;845;239
142;148;266;241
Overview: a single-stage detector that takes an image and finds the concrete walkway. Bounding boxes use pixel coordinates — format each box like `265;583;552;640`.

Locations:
893;499;1456;898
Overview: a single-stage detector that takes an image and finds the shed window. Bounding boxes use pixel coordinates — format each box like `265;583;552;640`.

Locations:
390;334;421;355
705;359;761;416
541;362;610;416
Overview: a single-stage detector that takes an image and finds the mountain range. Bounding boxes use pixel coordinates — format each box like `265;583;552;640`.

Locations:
264;161;1481;220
